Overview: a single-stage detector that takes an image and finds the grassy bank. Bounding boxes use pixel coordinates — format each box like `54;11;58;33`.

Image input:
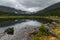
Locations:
29;23;60;40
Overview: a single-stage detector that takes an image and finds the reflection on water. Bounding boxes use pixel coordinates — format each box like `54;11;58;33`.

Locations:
0;19;37;33
0;18;53;27
0;19;40;40
0;18;53;34
0;19;25;27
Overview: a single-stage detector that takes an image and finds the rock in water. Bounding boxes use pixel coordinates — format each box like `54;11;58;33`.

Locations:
4;27;14;35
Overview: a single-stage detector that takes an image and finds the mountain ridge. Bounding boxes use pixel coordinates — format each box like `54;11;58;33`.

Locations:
36;2;60;14
0;5;28;14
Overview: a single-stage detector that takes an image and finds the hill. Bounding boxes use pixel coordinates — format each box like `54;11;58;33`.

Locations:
0;5;27;14
34;2;60;16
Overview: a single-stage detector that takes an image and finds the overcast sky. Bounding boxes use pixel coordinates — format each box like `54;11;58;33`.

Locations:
0;0;60;12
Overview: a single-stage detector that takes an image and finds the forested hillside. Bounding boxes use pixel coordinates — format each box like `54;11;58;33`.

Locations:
37;8;60;17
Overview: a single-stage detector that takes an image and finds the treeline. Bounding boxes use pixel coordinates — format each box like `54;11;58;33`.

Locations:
0;11;37;16
0;11;19;16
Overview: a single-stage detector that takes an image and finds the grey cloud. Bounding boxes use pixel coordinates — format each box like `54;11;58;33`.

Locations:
20;0;59;8
0;0;60;12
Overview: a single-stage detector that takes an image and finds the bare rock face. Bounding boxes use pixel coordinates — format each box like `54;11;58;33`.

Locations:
4;27;14;35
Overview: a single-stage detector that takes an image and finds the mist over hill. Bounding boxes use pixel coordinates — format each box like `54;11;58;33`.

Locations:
0;5;28;14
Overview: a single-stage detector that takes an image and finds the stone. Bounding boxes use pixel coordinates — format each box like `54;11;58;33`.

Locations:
4;27;14;35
